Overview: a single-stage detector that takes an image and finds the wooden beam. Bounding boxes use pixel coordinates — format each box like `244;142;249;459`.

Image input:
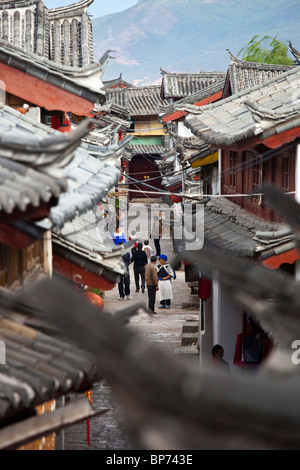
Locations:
193;90;223;108
0;223;36;249
262;127;300;149
0;400;108;450
262;248;300;270
0;202;53;224
162;91;223;122
0;63;95;116
52;254;117;291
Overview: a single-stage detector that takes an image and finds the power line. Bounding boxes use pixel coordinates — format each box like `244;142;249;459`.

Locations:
123;187;296;201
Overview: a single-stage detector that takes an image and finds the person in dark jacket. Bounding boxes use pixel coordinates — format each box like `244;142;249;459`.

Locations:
131;242;148;293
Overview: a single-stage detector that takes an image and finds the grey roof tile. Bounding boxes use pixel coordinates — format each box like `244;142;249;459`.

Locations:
0;105;123;225
159;78;226;120
196;197;295;258
184;67;300;147
160;69;227;100
226;50;296;95
107;85;169;117
0;285;98;427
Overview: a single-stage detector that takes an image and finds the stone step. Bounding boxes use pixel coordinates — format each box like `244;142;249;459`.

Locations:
174;346;199;365
181;332;198;346
182;302;199;309
182;321;199;334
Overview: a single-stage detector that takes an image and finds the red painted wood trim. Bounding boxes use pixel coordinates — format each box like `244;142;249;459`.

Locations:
262;248;300;270
162;91;223;122
162;110;187;122
0;63;94;116
0;202;52;224
262;126;300;149
193;90;223;107
0;223;35;249
52;254;116;291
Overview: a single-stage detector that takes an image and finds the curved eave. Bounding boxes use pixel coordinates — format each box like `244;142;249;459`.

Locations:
0;62;103;115
48;0;94;16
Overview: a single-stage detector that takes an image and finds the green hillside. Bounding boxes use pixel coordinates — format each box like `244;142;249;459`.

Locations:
92;0;300;85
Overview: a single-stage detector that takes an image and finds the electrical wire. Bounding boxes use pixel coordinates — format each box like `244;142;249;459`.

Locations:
123;187;296;201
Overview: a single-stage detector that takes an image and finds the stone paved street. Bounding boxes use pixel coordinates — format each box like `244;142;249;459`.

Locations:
63;216;200;450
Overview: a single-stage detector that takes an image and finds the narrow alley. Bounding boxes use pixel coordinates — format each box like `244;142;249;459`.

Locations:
63;203;200;450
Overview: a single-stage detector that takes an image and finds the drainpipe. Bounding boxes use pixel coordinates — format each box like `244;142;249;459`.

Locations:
210;150;222;350
212;271;221;346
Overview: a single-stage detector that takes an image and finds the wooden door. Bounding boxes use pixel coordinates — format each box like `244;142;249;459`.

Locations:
128;155;162;200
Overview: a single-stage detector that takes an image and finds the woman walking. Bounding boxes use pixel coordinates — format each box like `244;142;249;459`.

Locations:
157;254;174;309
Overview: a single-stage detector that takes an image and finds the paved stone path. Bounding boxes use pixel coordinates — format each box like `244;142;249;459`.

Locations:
63;206;199;450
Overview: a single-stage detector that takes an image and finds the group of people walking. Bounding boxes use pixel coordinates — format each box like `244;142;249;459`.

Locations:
118;241;175;315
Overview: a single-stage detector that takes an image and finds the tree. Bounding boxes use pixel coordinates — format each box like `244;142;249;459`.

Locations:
238;35;294;65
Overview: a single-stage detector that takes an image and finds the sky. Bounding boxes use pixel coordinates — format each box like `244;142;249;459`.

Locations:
44;0;138;18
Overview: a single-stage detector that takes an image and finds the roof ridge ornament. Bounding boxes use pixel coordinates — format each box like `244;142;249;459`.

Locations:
226;48;238;61
243;98;300;122
288;41;300;64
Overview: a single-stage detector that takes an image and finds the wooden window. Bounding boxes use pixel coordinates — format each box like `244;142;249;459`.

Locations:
229;151;237;187
0;240;44;288
282;155;290;192
252;155;263;205
0;245;8;286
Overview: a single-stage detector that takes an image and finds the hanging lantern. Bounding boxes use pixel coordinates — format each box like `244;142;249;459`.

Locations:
86;292;104;310
198;277;211;300
170;194;182;203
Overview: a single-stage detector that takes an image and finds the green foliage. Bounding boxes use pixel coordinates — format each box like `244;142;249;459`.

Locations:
238;35;294;65
88;287;105;298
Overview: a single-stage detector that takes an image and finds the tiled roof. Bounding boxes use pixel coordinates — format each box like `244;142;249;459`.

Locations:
103;74;135;89
225;50;296;95
159;78;226;120
107;86;169;117
0;40;106;105
183;67;300;147
180;197;294;258
0;0;94;67
52;209;128;284
50;150;121;228
0;105;89;217
0;105;122;227
0;277;99;437
125;144;166;156
160;69;226;100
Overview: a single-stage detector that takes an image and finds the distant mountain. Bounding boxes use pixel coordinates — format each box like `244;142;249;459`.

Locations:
92;0;300;86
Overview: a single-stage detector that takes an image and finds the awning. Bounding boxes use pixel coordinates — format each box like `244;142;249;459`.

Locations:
53;253;118;291
191;151;218;168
